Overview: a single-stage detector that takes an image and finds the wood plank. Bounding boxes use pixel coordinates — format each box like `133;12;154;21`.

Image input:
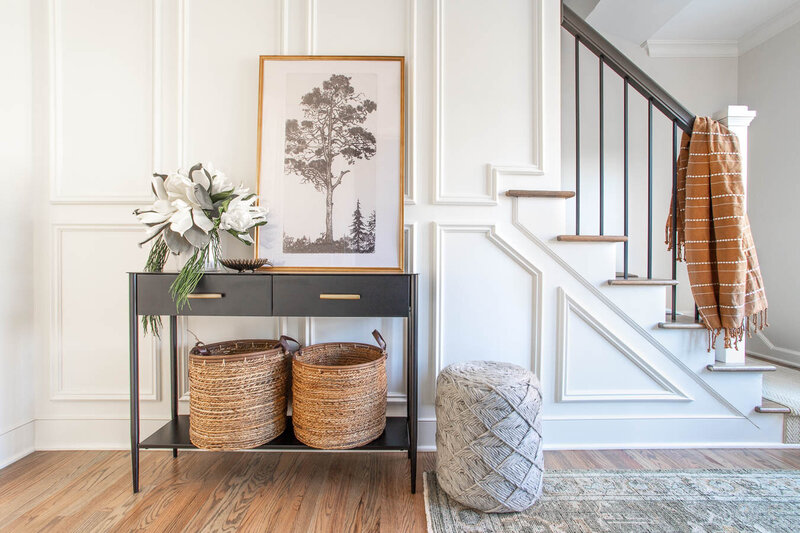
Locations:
707;363;776;373
607;278;679;286
506;190;575;198
556;235;628;243
658;315;705;329
755;399;791;414
2;449;800;532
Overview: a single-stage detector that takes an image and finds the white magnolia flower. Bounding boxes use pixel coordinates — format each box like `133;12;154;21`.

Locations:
210;171;235;196
219;195;268;242
136;162;267;255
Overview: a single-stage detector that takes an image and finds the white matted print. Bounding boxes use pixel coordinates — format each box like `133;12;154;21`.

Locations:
256;56;404;272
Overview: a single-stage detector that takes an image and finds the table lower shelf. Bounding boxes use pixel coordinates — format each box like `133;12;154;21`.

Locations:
140;415;410;451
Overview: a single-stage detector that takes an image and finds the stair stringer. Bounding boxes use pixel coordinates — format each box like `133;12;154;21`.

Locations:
490;196;784;446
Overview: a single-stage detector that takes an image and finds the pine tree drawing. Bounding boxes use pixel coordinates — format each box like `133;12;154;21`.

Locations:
349;200;367;252
365;210;376;252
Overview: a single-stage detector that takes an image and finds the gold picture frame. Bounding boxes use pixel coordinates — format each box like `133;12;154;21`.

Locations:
255;55;405;273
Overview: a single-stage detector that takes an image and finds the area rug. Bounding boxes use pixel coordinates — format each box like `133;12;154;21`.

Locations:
424;470;800;532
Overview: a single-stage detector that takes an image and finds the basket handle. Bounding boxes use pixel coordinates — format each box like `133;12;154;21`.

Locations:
279;335;301;354
193;340;210;356
372;330;387;352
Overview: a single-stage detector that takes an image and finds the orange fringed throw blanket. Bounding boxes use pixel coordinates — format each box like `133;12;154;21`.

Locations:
666;117;768;350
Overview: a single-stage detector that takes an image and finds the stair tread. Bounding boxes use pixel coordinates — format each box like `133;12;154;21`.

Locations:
506;189;576;198
658;315;705;330
608;278;679;286
706;363;777;373
755;399;791;414
556;235;628;243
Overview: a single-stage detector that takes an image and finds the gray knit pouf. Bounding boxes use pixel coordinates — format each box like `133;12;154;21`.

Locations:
435;361;544;513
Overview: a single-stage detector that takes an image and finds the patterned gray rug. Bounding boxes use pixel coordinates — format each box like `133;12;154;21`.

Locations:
424;469;800;532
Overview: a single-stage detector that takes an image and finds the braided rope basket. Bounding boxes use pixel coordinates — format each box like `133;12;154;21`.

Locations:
435;361;544;513
290;330;388;449
189;338;296;450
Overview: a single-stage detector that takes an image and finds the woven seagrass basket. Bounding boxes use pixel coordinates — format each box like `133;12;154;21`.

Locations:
188;337;299;450
290;330;388;449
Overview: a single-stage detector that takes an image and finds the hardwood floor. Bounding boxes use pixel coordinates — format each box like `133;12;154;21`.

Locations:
2;448;800;532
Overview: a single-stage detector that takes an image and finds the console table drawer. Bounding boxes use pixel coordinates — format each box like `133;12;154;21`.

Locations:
136;274;272;316
272;275;409;317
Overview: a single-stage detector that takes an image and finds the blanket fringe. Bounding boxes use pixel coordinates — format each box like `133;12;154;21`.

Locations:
664;220;685;262
705;309;768;352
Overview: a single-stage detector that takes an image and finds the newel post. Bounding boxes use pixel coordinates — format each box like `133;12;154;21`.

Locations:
712;105;757;364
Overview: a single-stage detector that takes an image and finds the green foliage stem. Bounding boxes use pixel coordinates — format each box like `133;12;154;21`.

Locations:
141;236;169;337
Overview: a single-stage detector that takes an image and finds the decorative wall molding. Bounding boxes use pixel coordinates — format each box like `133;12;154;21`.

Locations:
555;288;688;403
746;331;800;369
432;223;542;376
433;0;544;205
508;198;749;421
50;224;160;401
643;40;738;58
48;0;159;204
404;0;418;205
177;0;188;167
739;2;800;55
306;0;317;54
280;0;289;54
754;331;800;358
404;222;417;273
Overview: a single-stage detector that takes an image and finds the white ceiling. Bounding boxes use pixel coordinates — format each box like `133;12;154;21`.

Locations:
570;0;800;55
651;0;800;41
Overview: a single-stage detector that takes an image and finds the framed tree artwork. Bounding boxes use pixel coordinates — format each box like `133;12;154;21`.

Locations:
255;56;405;272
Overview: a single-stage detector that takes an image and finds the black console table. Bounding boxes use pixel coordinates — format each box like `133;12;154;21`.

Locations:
128;272;418;493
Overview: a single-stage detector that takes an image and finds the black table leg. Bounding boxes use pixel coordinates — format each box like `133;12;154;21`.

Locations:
170;315;178;458
129;274;140;493
409;275;418;494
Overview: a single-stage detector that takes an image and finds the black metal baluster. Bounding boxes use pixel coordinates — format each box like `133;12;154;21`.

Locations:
671;121;678;321
623;79;629;279
647;99;653;279
575;36;581;235
599;57;605;235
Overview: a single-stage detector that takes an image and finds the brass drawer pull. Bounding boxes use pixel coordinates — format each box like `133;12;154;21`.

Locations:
319;294;361;300
187;293;224;299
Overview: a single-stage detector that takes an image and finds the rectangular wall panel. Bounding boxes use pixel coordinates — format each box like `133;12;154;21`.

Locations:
315;0;407;54
53;226;159;400
435;225;539;374
437;0;537;203
56;0;155;202
183;0;281;188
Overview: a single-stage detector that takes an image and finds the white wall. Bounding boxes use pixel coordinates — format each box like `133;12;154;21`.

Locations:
738;20;800;366
561;29;738;314
5;0;778;462
23;0;565;451
0;0;36;467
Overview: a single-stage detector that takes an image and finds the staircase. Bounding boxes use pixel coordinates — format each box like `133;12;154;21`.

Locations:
485;5;786;445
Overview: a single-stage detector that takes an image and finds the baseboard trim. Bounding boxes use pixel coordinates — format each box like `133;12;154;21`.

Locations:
0;420;35;470
26;416;789;454
748;351;800;371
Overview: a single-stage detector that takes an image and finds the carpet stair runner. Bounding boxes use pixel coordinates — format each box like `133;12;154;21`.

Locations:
751;357;800;443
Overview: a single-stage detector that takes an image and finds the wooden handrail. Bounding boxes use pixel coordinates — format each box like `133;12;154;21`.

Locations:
562;5;694;134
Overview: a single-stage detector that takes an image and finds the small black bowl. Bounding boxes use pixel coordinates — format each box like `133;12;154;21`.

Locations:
220;258;271;272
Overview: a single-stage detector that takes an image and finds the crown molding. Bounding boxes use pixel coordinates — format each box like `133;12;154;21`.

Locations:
642;40;738;58
739;2;800;55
